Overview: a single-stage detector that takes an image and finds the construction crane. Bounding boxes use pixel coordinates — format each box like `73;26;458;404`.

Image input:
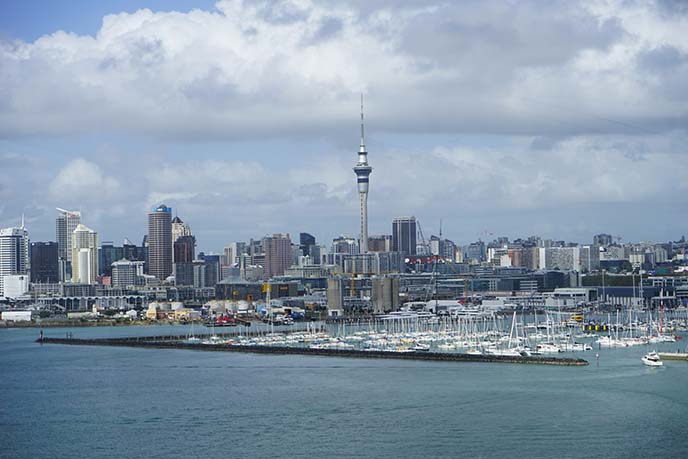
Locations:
416;220;429;255
476;229;494;242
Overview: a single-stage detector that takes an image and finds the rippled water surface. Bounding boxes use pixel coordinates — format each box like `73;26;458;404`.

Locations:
2;325;687;458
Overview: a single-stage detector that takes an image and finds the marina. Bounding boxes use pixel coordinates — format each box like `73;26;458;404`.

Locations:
33;308;688;367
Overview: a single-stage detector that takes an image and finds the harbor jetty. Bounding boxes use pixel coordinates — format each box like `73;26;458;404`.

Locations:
36;335;589;366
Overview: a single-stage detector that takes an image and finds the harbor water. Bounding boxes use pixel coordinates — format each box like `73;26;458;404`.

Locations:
1;325;687;458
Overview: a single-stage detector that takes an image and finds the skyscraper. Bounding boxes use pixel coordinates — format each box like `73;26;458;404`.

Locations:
173;235;196;264
171;216;192;263
0;224;29;299
368;235;392;253
223;242;245;266
593;233;613;247
172;235;196;286
98;241;123;277
199;253;221;287
353;95;372;253
71;224;98;284
111;259;145;287
55;208;80;281
30;241;59;283
299;232;316;257
263;233;292;279
392;217;417;256
148;204;173;281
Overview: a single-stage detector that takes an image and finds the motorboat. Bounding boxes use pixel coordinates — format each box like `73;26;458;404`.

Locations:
641;351;663;367
535;342;562;353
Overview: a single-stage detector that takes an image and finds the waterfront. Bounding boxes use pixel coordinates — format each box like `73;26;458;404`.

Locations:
2;325;688;458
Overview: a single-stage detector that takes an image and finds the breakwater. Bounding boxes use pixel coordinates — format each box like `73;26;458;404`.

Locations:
36;336;589;366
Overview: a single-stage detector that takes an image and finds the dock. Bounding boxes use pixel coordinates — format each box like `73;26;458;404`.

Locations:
36;335;589;366
657;352;688;361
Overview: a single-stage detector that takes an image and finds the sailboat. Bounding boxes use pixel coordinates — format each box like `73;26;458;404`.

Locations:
186;320;201;344
648;289;676;343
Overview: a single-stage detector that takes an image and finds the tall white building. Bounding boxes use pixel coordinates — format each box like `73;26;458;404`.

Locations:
56;208;80;259
353;96;372;253
171;216;192;264
0;224;29;299
538;247;581;272
171;216;191;242
56;208;81;281
111;259;145;287
579;245;601;273
71;224;98;284
223;242;244;266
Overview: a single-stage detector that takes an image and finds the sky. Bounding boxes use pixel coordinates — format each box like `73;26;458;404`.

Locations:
1;0;687;253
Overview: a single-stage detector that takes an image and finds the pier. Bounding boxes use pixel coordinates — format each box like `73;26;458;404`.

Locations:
36;335;589;366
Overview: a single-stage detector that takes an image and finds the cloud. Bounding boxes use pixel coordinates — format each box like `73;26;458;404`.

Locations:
2;1;688;248
0;0;687;140
49;158;121;202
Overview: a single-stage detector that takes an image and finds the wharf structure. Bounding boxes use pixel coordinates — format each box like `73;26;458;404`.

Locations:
36;334;589;366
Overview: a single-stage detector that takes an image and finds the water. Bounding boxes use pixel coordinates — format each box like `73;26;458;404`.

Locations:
2;326;687;458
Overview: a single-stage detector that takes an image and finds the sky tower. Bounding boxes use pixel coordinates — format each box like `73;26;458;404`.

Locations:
353;95;372;253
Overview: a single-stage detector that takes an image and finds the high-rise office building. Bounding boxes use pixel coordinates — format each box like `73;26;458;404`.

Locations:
148;204;173;281
538;246;581;272
223;242;247;266
173;235;196;264
30;241;59;283
99;241;123;277
430;236;457;261
332;236;358;254
199;253;221;287
173;262;194;286
55;208;80;281
111;259;144;287
171;216;192;263
465;241;486;263
299;233;316;257
392;217;417;256
263;233;292;279
172;235;196;286
593;234;613;247
368;235;392;253
353;96;372;253
123;238;146;262
0;224;29;299
71;224;98;284
171;216;192;243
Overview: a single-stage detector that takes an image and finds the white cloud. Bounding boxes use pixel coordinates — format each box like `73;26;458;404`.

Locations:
1;0;687;139
49;158;120;199
2;1;687;247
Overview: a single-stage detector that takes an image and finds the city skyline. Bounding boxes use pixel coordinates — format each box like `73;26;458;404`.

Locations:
1;0;687;250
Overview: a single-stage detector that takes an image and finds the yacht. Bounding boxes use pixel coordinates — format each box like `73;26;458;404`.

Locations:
641;351;663;367
535;342;562;353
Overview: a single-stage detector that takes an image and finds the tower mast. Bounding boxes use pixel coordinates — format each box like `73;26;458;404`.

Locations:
353;94;373;253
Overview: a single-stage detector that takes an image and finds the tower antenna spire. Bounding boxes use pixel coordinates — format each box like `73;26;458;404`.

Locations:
360;93;365;149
